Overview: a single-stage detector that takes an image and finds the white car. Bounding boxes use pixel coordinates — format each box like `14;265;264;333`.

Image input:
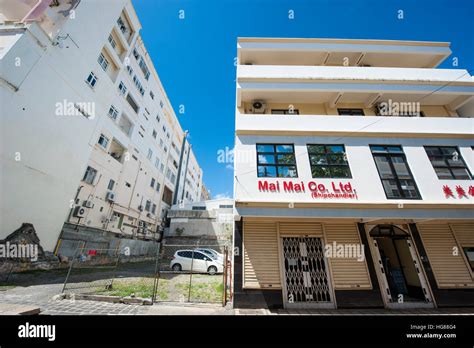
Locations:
170;250;224;275
196;248;224;262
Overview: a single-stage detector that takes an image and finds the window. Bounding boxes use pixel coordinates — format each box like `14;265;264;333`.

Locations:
338;108;364;116
108;105;119;120
150;91;155;100
256;144;297;178
98;53;109;71
108;179;115;191
160;101;164;108
108;34;116;49
97;134;109;149
462;247;474;271
192;206;206;211
125;182;131;188
156;115;160;123
370;145;421;199
126;93;139;114
424;146;472;180
155;157;160;169
152;130;157;139
145;200;151;212
160;163;165;173
307;145;351;178
156;182;161;192
126;65;133;76
118;81;127;96
271;109;299;115
133;74;145;96
147;149;153;160
150;178;155;188
85;72;98;88
152;204;157;214
82;166;97;185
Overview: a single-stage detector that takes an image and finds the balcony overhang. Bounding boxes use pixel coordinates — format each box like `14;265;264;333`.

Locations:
238;38;451;68
235;115;474;139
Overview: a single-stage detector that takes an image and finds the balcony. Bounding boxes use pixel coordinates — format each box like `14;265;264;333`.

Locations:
235;114;474;138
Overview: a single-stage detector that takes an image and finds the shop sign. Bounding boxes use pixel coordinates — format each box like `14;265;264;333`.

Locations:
443;185;474;199
258;180;358;199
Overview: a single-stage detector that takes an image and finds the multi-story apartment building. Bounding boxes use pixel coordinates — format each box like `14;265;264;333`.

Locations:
0;0;204;254
233;38;474;310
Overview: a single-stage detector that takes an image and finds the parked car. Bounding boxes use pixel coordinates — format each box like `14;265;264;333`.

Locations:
170;250;223;275
196;248;224;262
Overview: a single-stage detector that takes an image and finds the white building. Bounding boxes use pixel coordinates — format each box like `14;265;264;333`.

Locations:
166;199;234;242
233;38;474;309
0;0;204;254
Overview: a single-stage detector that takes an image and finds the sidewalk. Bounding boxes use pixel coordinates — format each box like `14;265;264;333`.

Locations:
235;307;474;315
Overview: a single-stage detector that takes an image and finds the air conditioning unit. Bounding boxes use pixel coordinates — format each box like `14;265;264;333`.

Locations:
146;213;152;218
83;200;94;208
106;191;116;202
250;100;266;114
138;221;145;227
73;206;87;218
138;205;143;212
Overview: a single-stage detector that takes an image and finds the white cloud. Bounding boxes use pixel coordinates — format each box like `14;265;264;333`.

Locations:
214;192;232;199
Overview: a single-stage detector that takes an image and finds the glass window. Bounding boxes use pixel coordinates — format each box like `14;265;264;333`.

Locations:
108;105;119;120
307;144;352;178
85;72;98;88
98;53;109;71
271;109;299;115
107;179;115;191
424;146;472;180
337;108;365;116
82;166;97;185
97;134;109;149
256;144;297;178
370;145;421;199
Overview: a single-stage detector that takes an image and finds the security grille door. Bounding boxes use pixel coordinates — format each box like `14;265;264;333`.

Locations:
282;237;334;308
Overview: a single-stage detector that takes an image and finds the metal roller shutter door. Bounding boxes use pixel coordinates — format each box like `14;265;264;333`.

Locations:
417;223;473;288
243;221;281;289
324;223;372;290
278;222;323;236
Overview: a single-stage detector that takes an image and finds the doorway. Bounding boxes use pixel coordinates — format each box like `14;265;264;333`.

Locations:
280;236;335;309
367;225;434;308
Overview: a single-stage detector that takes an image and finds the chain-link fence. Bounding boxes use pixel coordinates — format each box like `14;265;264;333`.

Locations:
62;240;160;302
155;243;231;304
60;241;232;305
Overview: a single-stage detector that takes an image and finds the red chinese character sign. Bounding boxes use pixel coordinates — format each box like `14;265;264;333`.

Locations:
443;185;472;199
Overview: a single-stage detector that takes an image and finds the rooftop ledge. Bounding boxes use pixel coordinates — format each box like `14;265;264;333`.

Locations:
235;115;474;139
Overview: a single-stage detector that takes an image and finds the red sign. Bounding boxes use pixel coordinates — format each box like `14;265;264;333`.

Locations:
88;249;97;256
258;180;358;199
443;185;473;199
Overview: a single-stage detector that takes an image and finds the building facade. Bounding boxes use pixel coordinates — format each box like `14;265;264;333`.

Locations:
233;38;474;309
166;198;234;243
0;0;204;254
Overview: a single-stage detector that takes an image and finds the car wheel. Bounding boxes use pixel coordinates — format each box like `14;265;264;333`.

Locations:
172;264;182;272
207;266;217;275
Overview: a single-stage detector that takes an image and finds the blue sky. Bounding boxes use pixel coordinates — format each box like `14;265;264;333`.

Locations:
132;0;474;199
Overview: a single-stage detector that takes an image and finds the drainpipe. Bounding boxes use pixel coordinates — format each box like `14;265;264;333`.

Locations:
172;130;188;205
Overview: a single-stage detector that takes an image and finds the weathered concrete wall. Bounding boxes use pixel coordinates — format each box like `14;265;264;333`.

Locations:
57;223;159;258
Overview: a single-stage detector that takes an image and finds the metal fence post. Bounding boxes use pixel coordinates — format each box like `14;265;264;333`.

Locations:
188;247;195;302
151;242;161;304
108;240;122;290
62;241;84;293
